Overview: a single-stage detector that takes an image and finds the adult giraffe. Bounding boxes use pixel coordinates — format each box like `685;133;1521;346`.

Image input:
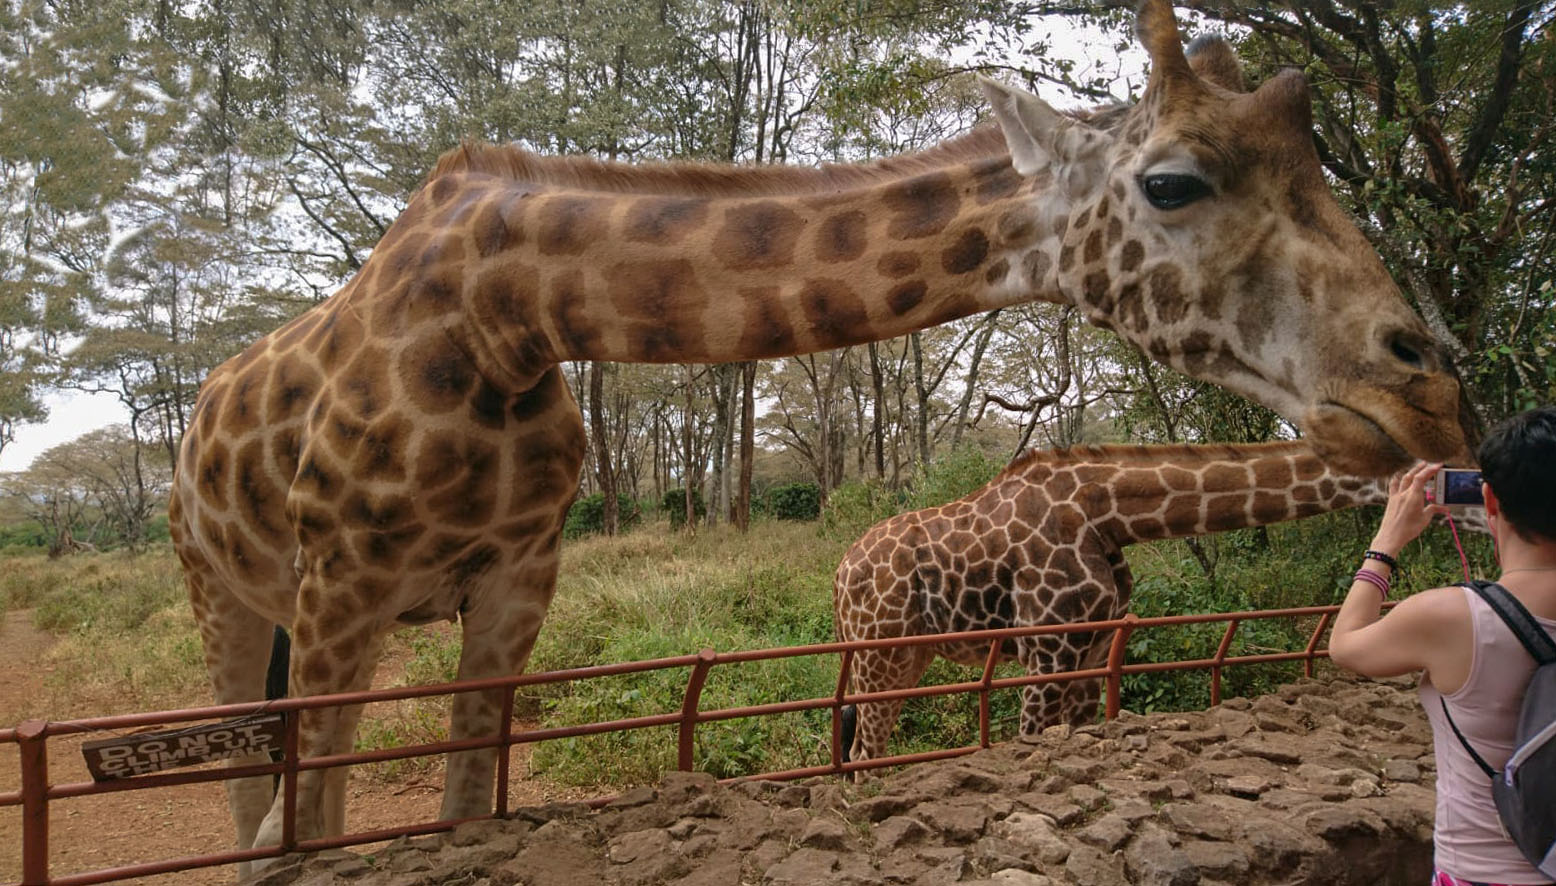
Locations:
168;0;1472;867
834;440;1485;768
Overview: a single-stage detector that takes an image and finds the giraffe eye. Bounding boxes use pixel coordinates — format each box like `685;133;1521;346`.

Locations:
1140;173;1212;210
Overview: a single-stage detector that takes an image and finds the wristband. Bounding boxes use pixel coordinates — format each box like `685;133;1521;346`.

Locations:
1363;550;1398;570
1352;569;1390;600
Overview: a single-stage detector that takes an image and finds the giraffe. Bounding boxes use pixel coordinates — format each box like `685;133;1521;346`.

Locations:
834;441;1398;768
166;0;1475;868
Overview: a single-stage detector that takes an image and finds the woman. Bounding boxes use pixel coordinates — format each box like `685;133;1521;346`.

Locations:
1330;405;1556;886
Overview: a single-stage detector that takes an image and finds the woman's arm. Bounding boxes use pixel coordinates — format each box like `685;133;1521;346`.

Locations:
1329;461;1469;679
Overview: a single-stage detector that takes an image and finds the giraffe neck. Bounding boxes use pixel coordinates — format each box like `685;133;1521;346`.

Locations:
1005;441;1383;547
391;131;1080;388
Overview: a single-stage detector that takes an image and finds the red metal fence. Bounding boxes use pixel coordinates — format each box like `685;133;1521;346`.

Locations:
1;602;1374;886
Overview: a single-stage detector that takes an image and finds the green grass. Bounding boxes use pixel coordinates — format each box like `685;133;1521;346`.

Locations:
0;502;1495;787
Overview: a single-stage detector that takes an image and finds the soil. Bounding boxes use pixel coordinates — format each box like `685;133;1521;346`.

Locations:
0;611;591;886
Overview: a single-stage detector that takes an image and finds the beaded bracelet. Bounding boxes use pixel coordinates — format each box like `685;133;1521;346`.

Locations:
1363;550;1398;570
1352;568;1390;600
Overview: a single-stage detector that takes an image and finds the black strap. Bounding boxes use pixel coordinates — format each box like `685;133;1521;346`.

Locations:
1439;581;1556;781
1440;695;1498;779
1462;580;1556;665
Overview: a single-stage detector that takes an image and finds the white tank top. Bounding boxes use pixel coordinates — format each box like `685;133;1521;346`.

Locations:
1419;585;1556;884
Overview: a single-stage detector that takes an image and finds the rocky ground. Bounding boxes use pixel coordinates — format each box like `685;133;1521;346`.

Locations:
247;673;1438;886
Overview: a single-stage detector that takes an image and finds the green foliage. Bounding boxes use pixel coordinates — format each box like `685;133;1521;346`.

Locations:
563;493;642;540
821;479;903;538
661;487;705;529
763;483;821;521
905;446;1004;511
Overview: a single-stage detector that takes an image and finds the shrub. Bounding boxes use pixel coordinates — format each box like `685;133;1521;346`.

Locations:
563;492;641;539
764;483;821;521
821;479;902;539
906;446;1004;511
661;487;705;529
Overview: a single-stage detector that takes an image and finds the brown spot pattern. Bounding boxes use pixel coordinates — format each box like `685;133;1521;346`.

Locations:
714;201;803;270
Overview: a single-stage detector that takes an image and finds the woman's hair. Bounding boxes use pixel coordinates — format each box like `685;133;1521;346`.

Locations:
1478;405;1556;542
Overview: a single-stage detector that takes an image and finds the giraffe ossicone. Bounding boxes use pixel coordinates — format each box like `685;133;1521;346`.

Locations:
168;0;1471;871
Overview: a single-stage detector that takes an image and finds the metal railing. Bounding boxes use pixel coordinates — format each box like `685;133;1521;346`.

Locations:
1;601;1374;886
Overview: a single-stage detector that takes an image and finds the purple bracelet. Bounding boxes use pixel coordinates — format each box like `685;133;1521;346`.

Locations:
1352;568;1390;599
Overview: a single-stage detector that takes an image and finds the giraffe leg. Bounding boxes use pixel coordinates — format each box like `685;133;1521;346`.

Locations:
320;632;384;836
1015;636;1093;737
186;570;282;877
247;574;385;858
847;646;934;779
439;550;560;820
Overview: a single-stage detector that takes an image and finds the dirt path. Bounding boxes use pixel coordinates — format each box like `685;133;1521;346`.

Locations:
0;613;589;885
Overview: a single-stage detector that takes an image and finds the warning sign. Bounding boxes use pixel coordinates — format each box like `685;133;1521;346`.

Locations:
81;715;286;780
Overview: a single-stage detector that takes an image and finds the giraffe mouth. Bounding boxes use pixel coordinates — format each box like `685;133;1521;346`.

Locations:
1309;400;1414;474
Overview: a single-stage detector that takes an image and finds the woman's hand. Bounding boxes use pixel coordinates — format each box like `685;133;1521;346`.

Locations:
1370;461;1450;556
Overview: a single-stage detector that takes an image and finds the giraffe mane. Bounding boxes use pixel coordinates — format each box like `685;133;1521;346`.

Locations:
994;440;1311;482
426;126;1013;197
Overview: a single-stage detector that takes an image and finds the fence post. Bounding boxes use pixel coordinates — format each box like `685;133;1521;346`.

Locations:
495;689;516;818
978;640;1001;748
831;649;853;772
677;648;717;772
1209;619;1240;707
1304;612;1334;679
281;711;300;851
1104;614;1139;720
19;719;48;886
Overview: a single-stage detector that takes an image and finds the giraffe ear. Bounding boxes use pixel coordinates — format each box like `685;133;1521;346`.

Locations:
979;77;1069;177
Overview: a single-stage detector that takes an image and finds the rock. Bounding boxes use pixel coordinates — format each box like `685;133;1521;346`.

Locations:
608;786;658;808
1349;777;1382;798
763;848;840;885
1065;844;1130;886
973;836;1037;874
1067;783;1107;811
1052;755;1109;782
853;794;916;823
773;785;811;808
1077;813;1133;852
875;815;931;851
1228;737;1302;765
1304;804;1382;841
1220;774;1272;798
1180;840;1250;879
914;801;992;844
450;819;510;847
1159;803;1237;841
994;812;1071;864
669;848;743;886
1015;793;1083;825
608;828;672;864
989;870;1055;886
799;815;851;851
1123;823;1198;886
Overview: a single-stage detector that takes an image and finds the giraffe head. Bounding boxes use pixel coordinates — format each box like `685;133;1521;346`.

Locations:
978;0;1472;477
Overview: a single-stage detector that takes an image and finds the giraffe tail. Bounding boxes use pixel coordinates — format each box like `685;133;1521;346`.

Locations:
839;704;857;764
265;625;290;790
265;625;291;701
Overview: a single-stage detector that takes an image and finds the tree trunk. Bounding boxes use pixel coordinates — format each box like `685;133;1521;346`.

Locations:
868;342;886;480
588;361;618;535
735;361;755;530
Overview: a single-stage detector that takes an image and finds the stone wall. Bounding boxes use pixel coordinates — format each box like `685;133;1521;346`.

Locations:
250;673;1440;886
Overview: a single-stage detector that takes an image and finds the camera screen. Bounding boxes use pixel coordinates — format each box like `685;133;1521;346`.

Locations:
1442;470;1484;505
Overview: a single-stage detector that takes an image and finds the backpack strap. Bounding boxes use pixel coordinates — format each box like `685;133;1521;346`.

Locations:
1439;696;1498;779
1462;580;1556;666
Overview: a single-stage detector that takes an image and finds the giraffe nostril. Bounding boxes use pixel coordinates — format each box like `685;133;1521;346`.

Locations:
1385;331;1427;371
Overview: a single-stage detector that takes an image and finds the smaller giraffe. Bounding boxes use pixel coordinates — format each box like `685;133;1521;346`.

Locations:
833;441;1474;767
